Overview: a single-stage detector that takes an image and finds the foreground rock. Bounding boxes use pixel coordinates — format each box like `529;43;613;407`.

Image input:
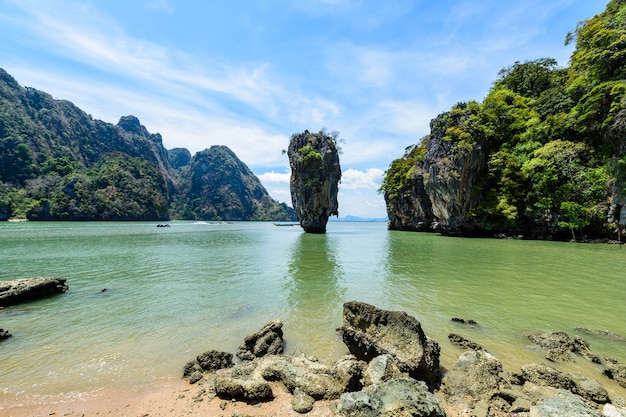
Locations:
333;377;445;417
181;303;625;416
237;318;284;360
340;301;441;386
0;277;68;307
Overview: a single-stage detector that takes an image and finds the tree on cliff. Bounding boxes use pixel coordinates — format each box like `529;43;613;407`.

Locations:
381;0;626;240
287;130;341;233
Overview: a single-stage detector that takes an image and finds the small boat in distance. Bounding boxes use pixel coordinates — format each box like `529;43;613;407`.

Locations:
156;224;170;228
273;222;299;226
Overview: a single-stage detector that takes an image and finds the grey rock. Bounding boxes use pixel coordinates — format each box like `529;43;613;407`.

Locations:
361;354;405;387
528;389;603;417
291;387;315;414
573;335;602;364
527;331;575;362
182;350;233;383
573;375;609;404
287;130;341;233
197;350;234;372
0;277;68;307
603;403;626;417
520;363;608;404
333;377;445;417
237;319;284;361
260;352;359;400
214;361;273;403
340;301;441;386
604;359;626;389
442;350;504;402
448;333;484;351
520;363;574;391
0;328;11;341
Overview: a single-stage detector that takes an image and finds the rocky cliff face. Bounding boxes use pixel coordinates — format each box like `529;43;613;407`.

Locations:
0;68;294;222
176;145;296;221
287;130;341;233
385;104;488;235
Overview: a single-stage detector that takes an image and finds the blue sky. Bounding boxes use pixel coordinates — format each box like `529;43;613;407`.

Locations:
0;0;607;218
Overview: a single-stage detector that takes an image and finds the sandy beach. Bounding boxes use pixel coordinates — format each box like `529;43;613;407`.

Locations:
2;379;334;417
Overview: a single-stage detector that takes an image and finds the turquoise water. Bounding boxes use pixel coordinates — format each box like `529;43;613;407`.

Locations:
1;221;625;403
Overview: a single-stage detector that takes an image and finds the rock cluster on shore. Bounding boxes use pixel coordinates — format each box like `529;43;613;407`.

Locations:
182;301;626;416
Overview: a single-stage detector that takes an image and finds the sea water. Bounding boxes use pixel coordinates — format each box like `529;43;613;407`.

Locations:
1;221;625;403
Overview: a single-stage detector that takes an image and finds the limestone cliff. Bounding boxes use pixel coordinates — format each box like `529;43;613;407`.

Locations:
287;130;341;233
384;104;488;235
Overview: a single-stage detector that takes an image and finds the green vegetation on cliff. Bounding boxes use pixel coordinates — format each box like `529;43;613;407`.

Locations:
381;0;626;240
0;69;295;222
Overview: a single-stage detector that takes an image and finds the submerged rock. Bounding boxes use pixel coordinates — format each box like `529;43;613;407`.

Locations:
527;331;576;362
340;301;441;386
0;277;68;307
448;333;485;351
287;130;341;233
0;328;11;341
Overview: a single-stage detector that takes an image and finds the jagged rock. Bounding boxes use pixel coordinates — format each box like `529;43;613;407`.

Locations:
260;352;362;400
0;328;12;341
527;331;575;362
291;387;315;414
182;350;233;383
448;333;484;351
520;363;608;404
214;360;274;403
237;319;284;361
340;301;441;386
287;130;341;233
0;277;68;307
573;335;602;364
520;363;574;391
197;350;234;371
574;327;626;342
528;389;603;417
603;358;626;389
451;317;478;325
360;354;406;387
333;377;445;417
442;350;505;412
214;375;273;403
383;104;487;234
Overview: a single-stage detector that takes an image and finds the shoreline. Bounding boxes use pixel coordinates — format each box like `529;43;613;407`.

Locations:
1;379;334;417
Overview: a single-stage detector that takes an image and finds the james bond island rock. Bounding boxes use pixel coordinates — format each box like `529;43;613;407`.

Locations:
340;301;441;386
287;130;341;233
0;277;68;307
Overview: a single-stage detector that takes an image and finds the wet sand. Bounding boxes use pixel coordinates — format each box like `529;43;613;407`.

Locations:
2;379;333;417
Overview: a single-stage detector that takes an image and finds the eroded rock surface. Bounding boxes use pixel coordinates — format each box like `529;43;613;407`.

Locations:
236;318;284;361
0;277;68;307
287;130;341;233
340;301;441;386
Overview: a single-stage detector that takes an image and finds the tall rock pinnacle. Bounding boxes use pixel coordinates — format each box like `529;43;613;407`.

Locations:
287;130;341;233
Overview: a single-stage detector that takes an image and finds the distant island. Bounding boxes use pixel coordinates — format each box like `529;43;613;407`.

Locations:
0;69;295;222
380;0;626;242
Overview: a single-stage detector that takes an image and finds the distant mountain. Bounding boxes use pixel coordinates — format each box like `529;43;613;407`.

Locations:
0;68;295;222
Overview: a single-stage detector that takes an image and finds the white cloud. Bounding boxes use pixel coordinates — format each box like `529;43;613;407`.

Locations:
341;168;385;191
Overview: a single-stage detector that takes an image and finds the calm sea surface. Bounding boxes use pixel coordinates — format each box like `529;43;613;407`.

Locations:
1;221;625;403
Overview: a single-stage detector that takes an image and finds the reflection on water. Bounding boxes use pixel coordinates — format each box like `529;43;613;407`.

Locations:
0;221;624;403
282;232;346;359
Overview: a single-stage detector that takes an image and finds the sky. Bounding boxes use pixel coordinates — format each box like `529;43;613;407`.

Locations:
0;0;608;219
